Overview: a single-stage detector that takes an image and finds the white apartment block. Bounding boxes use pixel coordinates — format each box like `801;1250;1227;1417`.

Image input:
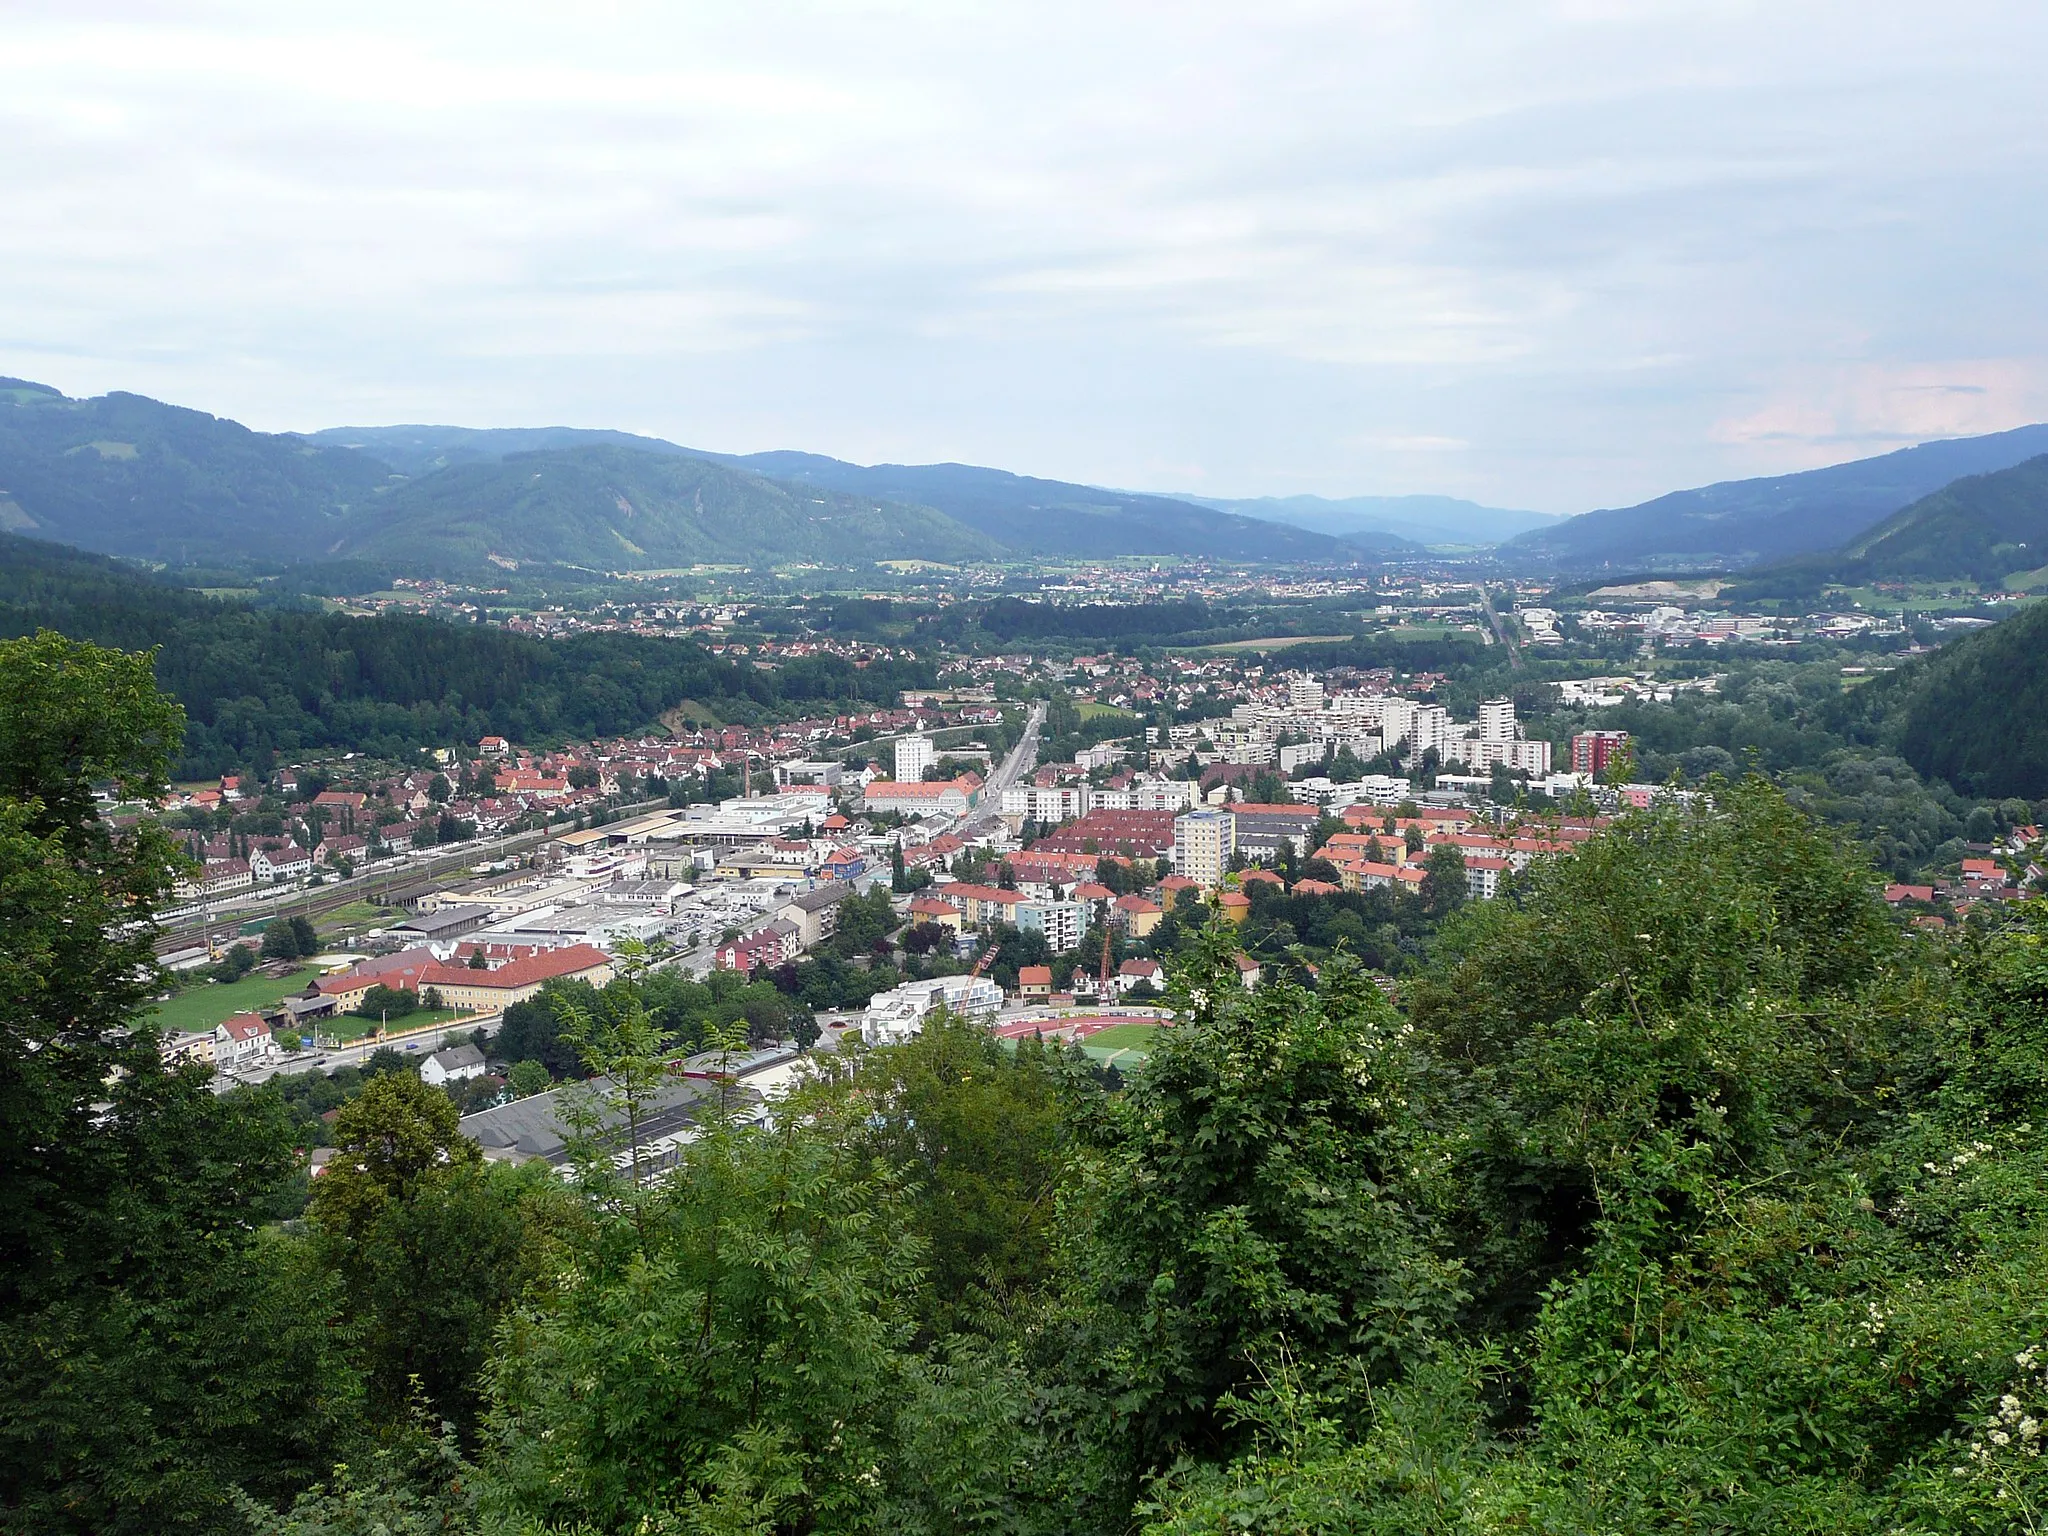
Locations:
1479;698;1516;741
894;734;934;783
1133;778;1200;811
1001;785;1088;822
1174;809;1236;886
1278;742;1327;774
1017;900;1086;952
1287;677;1325;712
1460;738;1554;775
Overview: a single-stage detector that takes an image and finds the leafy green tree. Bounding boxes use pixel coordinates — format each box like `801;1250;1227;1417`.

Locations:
1069;932;1460;1480
482;1094;924;1534
0;632;355;1532
851;1011;1080;1327
346;1161;572;1437
1419;842;1466;917
262;917;305;961
505;1059;552;1098
307;1071;480;1245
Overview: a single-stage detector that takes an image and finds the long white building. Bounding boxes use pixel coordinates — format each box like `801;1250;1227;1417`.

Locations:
860;973;1004;1046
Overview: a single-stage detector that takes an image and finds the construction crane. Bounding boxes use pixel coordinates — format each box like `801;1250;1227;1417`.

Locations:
1099;929;1114;998
970;942;1000;980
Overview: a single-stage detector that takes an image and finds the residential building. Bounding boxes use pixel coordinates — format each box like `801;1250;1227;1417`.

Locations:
775;882;848;947
860;973;1003;1045
1173;809;1236;887
1288;677;1325;713
1117;957;1164;993
1017;964;1054;1001
422;1043;487;1086
1572;730;1631;776
862;776;979;818
213;1013;276;1073
894;734;934;783
250;843;312;881
1000;784;1088;823
1112;893;1163;938
1017;900;1086;953
1479;698;1516;741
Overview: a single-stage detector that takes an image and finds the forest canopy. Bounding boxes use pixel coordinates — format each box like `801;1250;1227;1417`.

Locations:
11;634;2048;1534
0;534;934;775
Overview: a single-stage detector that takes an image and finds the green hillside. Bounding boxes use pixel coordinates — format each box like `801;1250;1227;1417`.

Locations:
1841;596;2048;798
1833;453;2048;584
336;443;1000;570
0;532;934;775
0;378;393;561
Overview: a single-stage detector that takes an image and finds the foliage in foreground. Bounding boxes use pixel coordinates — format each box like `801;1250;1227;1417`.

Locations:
13;633;2048;1534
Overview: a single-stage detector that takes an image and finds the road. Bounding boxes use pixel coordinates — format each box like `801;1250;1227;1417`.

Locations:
959;701;1044;836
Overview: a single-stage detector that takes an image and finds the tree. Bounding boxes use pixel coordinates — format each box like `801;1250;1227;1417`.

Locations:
485;1089;924;1535
307;1070;481;1245
262;917;305;961
506;1059;552;1098
1419;843;1467;918
0;632;355;1532
1070;935;1458;1480
428;772;452;804
355;983;418;1021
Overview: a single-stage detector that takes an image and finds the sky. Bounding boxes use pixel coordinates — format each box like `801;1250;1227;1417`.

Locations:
2;1;2045;514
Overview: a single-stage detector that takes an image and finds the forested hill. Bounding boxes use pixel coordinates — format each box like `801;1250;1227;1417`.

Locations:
333;444;1000;571
1842;594;2048;798
1501;422;2048;572
0;376;392;561
317;426;1383;562
0;533;933;776
1823;453;2048;584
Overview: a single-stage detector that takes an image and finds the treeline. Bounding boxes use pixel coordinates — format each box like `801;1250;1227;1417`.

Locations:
957;596;1244;643
0;534;934;775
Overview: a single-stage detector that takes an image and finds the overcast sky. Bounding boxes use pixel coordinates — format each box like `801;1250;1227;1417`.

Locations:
2;2;2045;512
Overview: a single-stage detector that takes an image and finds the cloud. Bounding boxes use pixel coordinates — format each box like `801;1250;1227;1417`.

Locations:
0;1;2044;509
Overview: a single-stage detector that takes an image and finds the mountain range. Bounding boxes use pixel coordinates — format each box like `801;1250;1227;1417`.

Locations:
1499;424;2048;573
1174;493;1559;547
8;374;2048;579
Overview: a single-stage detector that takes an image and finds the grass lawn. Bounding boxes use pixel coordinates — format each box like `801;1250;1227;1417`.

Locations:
1081;1022;1163;1052
151;968;316;1035
1078;701;1138;721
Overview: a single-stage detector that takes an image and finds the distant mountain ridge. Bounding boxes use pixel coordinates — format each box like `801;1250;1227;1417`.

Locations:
686;448;1405;560
1502;425;2048;572
335;444;1002;570
1174;492;1557;547
0;376;392;561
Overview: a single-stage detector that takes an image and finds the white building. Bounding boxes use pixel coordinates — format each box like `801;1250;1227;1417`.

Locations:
1017;900;1086;953
1479;698;1516;741
894;734;934;783
1001;785;1088;823
1462;738;1554;775
1134;778;1200;811
1278;742;1327;774
861;973;1004;1046
422;1043;487;1086
1287;677;1325;713
1174;809;1236;887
